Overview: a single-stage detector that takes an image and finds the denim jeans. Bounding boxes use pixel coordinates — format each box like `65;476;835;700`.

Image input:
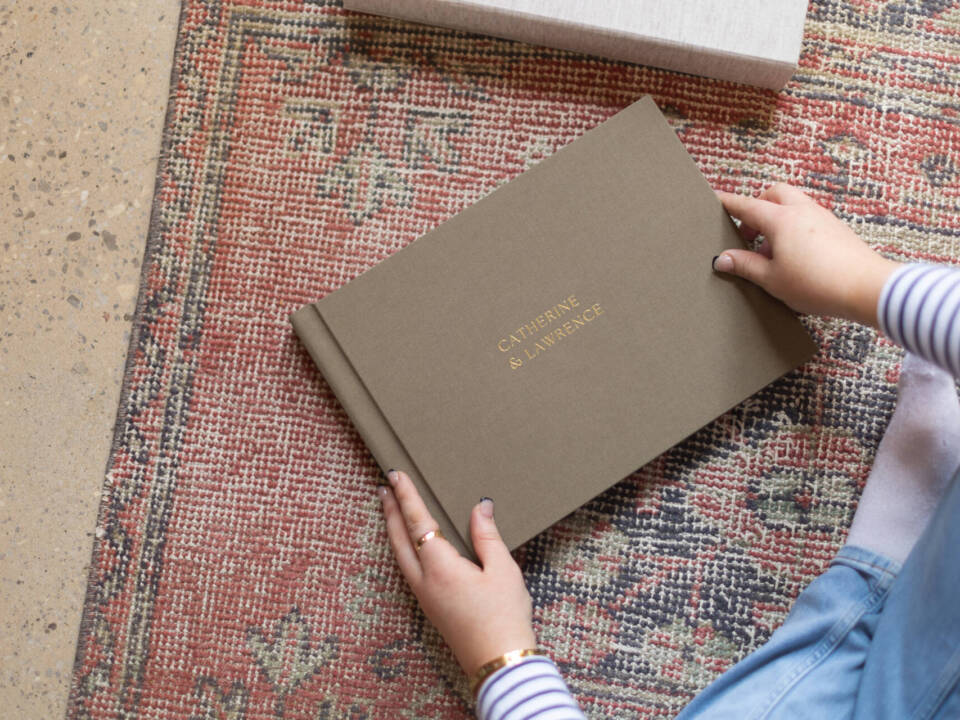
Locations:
675;466;960;720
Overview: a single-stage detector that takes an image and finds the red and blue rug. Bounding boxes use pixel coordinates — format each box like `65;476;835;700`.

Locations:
68;1;960;717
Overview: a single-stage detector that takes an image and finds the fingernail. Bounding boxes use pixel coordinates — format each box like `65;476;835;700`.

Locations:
713;253;734;273
387;469;399;486
377;485;388;499
479;497;494;518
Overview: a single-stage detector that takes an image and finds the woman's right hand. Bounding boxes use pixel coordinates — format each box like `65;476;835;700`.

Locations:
714;183;902;328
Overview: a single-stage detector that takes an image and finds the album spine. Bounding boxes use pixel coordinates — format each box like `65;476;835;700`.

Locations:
290;303;471;557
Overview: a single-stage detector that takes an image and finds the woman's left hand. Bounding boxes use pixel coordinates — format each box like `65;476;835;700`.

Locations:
379;469;537;676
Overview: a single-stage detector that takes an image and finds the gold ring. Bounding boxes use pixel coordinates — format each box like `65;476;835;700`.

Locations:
415;529;444;552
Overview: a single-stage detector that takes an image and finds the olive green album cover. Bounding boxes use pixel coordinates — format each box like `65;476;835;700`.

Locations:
291;96;816;558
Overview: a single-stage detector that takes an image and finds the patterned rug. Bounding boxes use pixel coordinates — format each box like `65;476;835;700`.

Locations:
67;1;960;718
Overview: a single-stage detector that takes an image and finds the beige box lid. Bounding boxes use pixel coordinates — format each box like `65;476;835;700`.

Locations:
344;0;808;89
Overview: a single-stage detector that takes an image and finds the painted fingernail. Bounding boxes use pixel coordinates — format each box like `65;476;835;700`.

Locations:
387;469;399;486
479;497;494;518
713;253;734;273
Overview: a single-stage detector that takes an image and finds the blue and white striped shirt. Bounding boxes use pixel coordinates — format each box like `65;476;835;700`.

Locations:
476;656;585;720
877;263;960;378
475;262;960;720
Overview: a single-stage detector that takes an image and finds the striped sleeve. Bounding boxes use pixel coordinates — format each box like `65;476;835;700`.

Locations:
877;263;960;378
475;656;586;720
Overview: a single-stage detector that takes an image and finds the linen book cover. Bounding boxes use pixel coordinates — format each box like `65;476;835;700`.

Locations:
291;95;817;557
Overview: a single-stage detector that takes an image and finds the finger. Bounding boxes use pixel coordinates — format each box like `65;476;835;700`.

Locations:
757;237;773;259
738;222;760;244
716;190;780;237
470;498;514;571
760;182;810;206
415;527;462;569
379;485;423;584
388;470;461;569
712;248;773;289
388;468;439;540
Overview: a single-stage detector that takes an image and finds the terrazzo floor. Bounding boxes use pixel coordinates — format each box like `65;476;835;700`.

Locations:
1;1;179;716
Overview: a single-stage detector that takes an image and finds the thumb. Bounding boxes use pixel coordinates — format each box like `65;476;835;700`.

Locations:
470;498;512;570
713;249;772;289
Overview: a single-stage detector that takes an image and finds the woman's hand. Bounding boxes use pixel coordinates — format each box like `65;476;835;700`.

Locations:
379;469;536;676
714;183;902;328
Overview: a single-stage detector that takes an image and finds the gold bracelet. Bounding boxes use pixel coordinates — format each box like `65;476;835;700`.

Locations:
469;648;543;698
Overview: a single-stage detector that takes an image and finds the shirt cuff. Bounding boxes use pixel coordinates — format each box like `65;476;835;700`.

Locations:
876;262;960;377
475;655;586;720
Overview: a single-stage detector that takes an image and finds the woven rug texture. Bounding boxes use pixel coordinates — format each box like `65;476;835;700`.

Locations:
68;1;960;718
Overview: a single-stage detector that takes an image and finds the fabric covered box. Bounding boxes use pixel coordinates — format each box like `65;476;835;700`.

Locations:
344;0;808;89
